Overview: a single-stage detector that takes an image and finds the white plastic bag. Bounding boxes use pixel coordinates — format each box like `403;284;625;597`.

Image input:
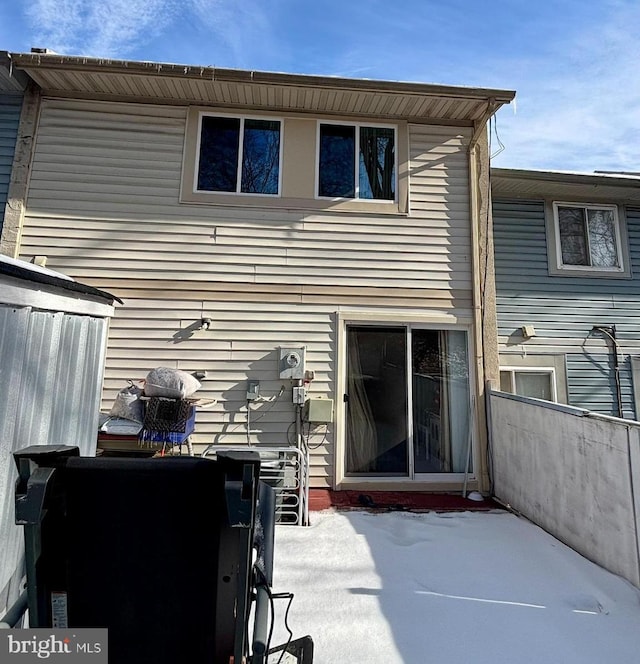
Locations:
144;367;201;399
100;417;143;435
109;382;144;423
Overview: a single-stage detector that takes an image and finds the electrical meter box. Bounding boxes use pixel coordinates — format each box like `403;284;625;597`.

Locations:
278;346;306;380
303;396;334;424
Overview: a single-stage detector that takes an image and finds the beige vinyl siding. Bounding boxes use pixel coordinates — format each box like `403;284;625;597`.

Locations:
20;98;474;487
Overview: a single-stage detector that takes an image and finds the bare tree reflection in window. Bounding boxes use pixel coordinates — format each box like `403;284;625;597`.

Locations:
588;209;618;267
241;119;280;194
558;207;588;265
359;127;395;200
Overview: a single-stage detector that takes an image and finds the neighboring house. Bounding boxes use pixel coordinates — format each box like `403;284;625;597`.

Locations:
0;51;514;493
492;168;640;419
0;54;27;237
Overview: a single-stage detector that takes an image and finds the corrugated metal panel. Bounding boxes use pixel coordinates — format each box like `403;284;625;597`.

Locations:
0;304;108;615
0;93;22;230
494;198;640;418
20;98;475;488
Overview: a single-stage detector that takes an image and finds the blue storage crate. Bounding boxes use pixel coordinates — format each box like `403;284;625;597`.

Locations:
139;403;196;446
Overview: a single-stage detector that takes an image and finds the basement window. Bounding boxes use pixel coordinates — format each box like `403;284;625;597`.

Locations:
195;114;282;195
499;368;556;401
499;353;568;403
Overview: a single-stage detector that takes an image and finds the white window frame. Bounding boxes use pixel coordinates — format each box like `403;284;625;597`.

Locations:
194;112;284;197
548;201;630;277
499;366;558;402
334;311;477;488
315;120;398;203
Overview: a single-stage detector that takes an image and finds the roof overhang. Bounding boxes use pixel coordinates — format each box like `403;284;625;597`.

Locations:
0;255;122;317
4;51;515;125
491;167;640;204
0;52;29;93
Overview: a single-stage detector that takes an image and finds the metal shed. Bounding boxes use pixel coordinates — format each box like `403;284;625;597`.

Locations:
0;255;120;617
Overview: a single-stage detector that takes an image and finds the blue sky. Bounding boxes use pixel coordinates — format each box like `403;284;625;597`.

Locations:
1;0;638;172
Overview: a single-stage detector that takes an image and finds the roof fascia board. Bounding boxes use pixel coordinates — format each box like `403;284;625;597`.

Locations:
492;167;640;189
0;275;115;317
0;256;122;304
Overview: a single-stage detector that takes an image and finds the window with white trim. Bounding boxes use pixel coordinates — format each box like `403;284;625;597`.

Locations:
317;122;396;201
552;202;623;272
499;367;557;402
195;114;282;195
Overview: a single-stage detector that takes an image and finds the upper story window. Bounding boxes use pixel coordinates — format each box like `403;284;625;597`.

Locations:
196;114;282;195
181;107;407;212
317;122;396;201
552;202;623;272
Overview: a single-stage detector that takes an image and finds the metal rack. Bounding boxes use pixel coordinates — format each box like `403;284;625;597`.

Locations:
202;444;309;525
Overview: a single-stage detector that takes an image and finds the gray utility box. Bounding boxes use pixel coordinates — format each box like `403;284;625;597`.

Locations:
303;397;334;424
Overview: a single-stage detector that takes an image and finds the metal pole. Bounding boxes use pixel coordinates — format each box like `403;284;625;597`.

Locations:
0;590;28;628
462;396;475;498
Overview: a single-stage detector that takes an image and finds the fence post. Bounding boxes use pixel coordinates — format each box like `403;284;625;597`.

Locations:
628;426;640;586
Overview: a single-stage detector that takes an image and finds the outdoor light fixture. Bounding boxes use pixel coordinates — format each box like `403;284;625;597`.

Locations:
200;317;212;330
521;325;536;339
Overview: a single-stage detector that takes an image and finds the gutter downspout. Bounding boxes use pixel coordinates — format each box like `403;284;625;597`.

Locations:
593;324;623;418
612;325;623;419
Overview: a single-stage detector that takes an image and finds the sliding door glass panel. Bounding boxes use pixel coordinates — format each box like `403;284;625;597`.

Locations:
346;326;408;475
412;329;470;473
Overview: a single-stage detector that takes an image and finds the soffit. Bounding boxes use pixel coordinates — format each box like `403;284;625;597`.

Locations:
492;168;640;205
0;60;27;92
8;53;515;124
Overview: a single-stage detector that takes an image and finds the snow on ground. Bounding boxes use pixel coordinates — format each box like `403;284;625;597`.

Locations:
271;509;640;664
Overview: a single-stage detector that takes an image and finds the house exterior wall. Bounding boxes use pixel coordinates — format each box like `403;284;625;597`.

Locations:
19;97;480;489
0;93;22;233
493;197;640;419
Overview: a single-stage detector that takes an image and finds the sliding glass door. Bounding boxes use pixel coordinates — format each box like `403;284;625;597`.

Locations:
345;324;471;478
346;327;408;474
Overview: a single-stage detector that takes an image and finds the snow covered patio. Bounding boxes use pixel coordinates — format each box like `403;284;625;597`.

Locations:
272;509;640;663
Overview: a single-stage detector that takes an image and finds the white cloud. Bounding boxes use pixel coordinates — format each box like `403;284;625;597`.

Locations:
25;0;279;68
493;1;640;172
187;0;276;68
26;0;177;58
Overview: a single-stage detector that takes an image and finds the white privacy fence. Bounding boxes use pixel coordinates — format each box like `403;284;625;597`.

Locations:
488;389;640;588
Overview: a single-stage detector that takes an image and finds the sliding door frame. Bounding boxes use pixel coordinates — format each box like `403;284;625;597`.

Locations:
335;311;478;489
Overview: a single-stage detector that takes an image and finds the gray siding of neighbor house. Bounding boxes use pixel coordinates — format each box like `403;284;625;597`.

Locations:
493;198;640;419
18;97;476;489
0;93;22;231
